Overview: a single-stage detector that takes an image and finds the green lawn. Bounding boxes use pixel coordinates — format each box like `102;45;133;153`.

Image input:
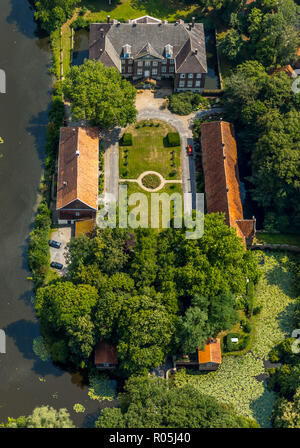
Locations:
173;252;298;427
120;181;183;228
83;0;200;22
119;120;182;180
256;232;300;248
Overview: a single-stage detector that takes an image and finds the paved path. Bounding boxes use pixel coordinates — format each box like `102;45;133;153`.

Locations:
120;170;182;192
103;107;223;214
138;108;195;215
102;127;122;203
49;226;72;276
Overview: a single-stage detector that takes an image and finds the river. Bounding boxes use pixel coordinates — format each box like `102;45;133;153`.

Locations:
0;0;110;427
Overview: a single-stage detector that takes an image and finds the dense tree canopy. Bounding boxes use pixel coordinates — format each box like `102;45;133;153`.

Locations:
222;61;300;232
62;60;137;129
3;406;75;428
95;375;259;428
217;0;299;67
34;0;80;34
36;215;259;375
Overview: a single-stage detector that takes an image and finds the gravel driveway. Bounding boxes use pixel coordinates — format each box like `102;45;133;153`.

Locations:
49;226;72;276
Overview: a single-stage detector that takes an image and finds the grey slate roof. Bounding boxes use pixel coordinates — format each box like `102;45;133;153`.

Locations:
89;20;207;74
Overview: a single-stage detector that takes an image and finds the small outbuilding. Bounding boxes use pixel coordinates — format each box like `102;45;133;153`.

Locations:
94;340;118;370
175;338;222;371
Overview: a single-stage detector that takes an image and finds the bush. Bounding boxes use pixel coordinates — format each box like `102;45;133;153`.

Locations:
169;92;209;115
28;203;51;288
224;332;250;352
246;281;255;316
71;16;90;30
243;321;252;334
120;133;133;146
166;132;180;147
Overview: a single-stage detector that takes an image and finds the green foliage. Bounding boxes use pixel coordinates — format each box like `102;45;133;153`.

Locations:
120;133;133;146
35;281;98;367
269;338;300;365
5;406;75;428
176;293;239;354
73;403;85;413
224;332;250;352
34;0;80;34
28;202;51;288
218;28;244;62
166;132;181;147
272;386;300;428
95;375;259;428
252;253;298;360
32;336;50;362
169;92;209;115
63;60;137;129
222;61;300;232
35;215;259;374
88;373;116;402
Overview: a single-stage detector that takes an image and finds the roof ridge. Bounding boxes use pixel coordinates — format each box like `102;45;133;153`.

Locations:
220;121;231;226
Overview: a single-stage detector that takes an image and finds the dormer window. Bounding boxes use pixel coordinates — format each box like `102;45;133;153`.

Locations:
123;44;132;58
165;44;173;59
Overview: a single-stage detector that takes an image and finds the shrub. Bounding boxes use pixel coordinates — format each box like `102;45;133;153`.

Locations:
166;132;180;147
120;133;133;146
224;332;250;352
71;16;90;30
253;305;263;315
243;321;252;334
246;281;255;315
141;174;161;190
169;92;209;115
28;202;51;288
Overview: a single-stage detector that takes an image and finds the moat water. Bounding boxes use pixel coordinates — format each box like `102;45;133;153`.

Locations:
0;0;111;427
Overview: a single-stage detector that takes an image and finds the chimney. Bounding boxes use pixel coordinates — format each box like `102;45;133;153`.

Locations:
194;48;198;55
76;149;80;157
100;28;104;38
107;15;110;24
63;181;67;187
192;17;195;28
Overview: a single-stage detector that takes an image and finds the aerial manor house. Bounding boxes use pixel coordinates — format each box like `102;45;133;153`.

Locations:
89;15;208;92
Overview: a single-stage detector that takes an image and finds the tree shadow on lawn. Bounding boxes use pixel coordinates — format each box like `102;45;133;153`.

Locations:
131;0;195;18
83;0;121;13
250;381;275;428
263;251;298;299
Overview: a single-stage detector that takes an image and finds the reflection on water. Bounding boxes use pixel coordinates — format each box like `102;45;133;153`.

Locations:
0;0;114;427
204;33;221;90
72;29;89;66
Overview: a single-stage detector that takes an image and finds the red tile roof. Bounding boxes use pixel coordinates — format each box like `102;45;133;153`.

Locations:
198;338;222;365
57;127;99;211
94;341;118;366
201;121;256;246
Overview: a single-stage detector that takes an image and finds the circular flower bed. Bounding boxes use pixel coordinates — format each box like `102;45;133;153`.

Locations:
141;173;161;190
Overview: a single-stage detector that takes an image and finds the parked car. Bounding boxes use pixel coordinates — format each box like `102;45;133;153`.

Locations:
50;261;63;270
49;240;61;249
187;145;193;156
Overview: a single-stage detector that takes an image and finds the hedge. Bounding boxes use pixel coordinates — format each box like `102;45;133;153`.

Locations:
224;332;250;352
28;202;51;289
169;92;209;115
166;132;180;147
120;133;133;146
